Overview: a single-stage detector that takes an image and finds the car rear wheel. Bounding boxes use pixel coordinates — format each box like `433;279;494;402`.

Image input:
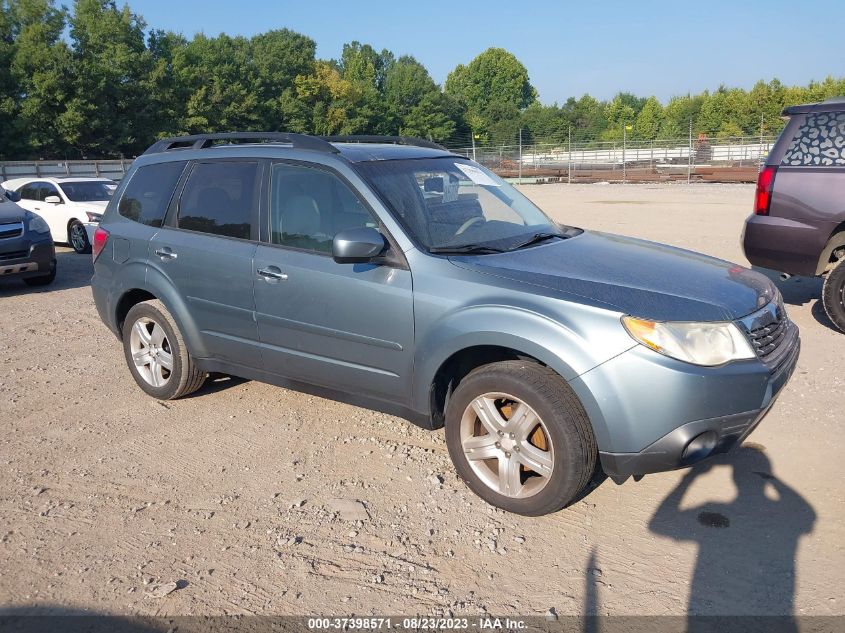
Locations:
822;258;845;333
68;220;91;254
445;360;597;516
122;299;206;399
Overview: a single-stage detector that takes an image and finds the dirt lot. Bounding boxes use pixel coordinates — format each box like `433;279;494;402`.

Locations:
0;183;842;618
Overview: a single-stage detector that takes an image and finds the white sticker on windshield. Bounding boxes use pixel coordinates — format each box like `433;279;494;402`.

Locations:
442;178;459;202
455;163;501;187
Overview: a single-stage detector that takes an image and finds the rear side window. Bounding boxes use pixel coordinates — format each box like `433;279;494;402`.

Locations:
19;184;39;200
177;161;258;240
781;112;845;166
119;162;186;227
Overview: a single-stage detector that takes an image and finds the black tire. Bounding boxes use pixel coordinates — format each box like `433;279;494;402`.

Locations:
822;258;845;333
122;299;206;399
68;220;91;254
23;260;57;287
445;360;597;516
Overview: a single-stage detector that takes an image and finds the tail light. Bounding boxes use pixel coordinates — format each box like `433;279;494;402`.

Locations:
754;165;777;215
92;227;109;262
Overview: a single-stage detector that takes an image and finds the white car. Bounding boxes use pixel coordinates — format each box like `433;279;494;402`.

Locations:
2;177;116;253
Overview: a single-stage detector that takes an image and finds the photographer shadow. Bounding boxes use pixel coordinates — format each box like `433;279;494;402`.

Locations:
648;446;815;632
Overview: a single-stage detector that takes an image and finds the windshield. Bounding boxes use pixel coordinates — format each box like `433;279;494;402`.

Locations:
356;157;561;252
60;181;115;202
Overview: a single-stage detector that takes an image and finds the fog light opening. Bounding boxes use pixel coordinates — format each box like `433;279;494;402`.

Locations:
682;431;718;465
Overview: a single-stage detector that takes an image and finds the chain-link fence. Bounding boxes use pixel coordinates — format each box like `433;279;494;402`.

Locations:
1;135;778;186
447;135;778;183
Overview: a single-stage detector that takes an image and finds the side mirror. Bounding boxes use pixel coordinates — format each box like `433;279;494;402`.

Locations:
3;188;21;202
44;195;62;204
332;227;386;264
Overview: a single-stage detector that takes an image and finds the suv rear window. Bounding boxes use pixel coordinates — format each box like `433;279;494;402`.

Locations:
177;161;258;240
781;112;845;166
119;161;186;227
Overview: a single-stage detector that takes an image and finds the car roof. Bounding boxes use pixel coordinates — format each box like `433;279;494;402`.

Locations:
2;176;114;187
782;96;845;116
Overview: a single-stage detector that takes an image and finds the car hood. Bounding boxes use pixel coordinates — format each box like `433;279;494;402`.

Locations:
0;202;26;223
448;230;776;322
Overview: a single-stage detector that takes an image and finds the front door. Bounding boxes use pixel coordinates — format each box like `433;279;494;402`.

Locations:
149;159;263;370
253;161;414;403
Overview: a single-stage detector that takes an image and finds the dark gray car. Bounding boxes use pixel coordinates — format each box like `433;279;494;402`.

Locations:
91;133;800;515
0;187;56;286
743;97;845;331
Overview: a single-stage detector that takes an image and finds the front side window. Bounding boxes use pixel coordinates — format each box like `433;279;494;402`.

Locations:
119;161;186;227
61;181;114;202
19;184;39;200
355;157;561;252
178;161;258;240
40;183;61;201
270;163;377;254
781;112;845;166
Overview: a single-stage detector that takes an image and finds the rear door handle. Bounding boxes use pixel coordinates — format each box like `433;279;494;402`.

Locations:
257;267;288;281
154;248;178;260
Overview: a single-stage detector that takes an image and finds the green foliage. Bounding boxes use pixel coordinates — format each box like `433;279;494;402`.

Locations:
1;0;844;159
445;47;537;135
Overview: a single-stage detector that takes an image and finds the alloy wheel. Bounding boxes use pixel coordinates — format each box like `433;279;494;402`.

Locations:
129;317;173;388
459;392;554;498
70;224;87;251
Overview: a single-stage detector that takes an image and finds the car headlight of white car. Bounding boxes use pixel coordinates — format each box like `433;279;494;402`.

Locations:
622;316;756;366
86;212;103;222
27;214;51;234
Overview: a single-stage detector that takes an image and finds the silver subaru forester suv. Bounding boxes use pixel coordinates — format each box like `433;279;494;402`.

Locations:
91;133;800;515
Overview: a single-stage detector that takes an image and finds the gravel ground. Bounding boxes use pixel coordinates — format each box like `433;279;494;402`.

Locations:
0;183;842;618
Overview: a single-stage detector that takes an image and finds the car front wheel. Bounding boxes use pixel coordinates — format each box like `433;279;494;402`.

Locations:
445;360;597;516
822;258;845;333
122;299;206;399
68;220;91;254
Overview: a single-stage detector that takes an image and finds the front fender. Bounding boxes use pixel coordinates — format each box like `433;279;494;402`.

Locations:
411;303;636;414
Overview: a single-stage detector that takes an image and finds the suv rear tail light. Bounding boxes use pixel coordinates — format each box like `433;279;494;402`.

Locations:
92;227;109;262
754;165;777;215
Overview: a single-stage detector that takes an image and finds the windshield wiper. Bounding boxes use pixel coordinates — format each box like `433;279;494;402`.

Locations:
507;232;564;251
429;244;506;255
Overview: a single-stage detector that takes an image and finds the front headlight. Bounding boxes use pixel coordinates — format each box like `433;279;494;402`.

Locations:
27;214;50;234
86;212;103;222
622;316;756;366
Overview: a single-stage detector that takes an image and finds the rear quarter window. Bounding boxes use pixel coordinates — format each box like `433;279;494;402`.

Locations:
118;161;187;227
781;112;845;166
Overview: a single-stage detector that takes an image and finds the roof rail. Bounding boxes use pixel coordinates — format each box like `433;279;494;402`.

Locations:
142;132;339;155
782;96;845;116
320;135;448;151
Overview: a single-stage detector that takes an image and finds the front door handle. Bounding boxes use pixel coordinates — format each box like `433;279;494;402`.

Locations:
257;267;288;282
154;248;178;260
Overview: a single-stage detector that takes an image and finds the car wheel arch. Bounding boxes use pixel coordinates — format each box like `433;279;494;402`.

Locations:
816;222;845;275
113;278;206;360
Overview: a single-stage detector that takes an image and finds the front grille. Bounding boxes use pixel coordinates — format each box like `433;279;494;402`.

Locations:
738;298;796;372
0;249;28;262
748;312;788;359
0;222;23;239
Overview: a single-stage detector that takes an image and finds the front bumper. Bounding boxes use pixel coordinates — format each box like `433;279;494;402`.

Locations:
0;233;56;279
570;319;800;479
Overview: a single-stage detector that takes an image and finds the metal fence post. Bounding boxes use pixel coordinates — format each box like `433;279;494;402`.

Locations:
567;126;572;184
622;126;627;184
687;118;692;185
518;128;523;184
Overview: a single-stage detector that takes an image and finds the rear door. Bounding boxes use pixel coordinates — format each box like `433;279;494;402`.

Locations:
149;159;263;370
253;161;415;403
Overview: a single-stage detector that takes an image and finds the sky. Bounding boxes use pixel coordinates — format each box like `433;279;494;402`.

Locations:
127;0;845;104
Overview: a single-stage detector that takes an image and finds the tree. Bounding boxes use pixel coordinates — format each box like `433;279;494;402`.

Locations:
445;48;536;136
634;96;664;140
65;0;155;156
5;0;73;157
